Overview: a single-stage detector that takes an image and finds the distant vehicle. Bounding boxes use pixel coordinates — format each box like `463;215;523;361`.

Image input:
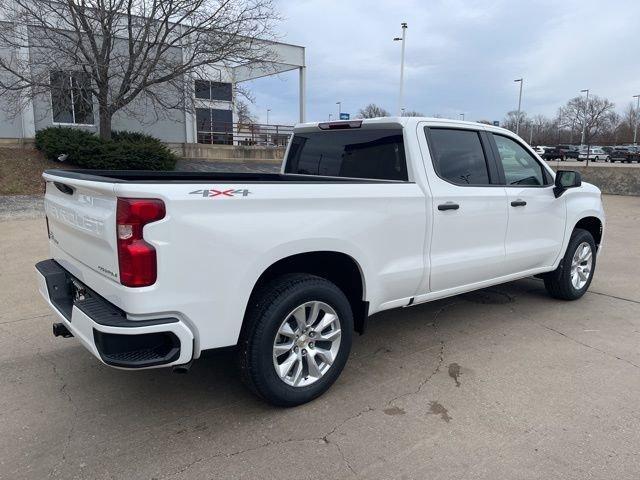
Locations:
534;146;548;156
602;146;614;155
609;146;640;163
578;147;609;162
556;145;580;160
541;147;562;160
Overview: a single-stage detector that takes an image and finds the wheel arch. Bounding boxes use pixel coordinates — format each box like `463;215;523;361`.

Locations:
574;216;603;248
242;251;369;336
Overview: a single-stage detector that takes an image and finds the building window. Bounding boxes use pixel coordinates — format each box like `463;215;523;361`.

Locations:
196;107;233;144
194;80;232;102
50;71;94;125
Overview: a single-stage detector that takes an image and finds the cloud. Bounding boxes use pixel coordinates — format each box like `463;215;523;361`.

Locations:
246;0;640;125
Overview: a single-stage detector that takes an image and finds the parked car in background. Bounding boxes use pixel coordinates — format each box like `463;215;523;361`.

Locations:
578;147;609;162
541;147;562;160
557;145;580;160
609;146;640;163
534;146;548;156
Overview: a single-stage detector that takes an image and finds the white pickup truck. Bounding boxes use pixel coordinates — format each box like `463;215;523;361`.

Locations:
36;117;605;406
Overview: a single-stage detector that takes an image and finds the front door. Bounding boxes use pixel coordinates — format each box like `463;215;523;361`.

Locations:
490;133;566;273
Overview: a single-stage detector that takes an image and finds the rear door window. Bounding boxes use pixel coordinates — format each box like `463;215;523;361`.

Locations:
284;129;408;181
426;128;491;185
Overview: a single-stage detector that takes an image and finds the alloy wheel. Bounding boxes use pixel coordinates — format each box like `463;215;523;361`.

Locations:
272;301;342;387
570;241;593;289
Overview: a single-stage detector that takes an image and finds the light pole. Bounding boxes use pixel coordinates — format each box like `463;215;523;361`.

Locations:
459;113;465;121
529;123;534;145
336;101;341;117
580;89;590;165
266;108;271;125
580;89;589;146
633;94;640;146
514;78;523;135
393;22;408;116
328;113;333;121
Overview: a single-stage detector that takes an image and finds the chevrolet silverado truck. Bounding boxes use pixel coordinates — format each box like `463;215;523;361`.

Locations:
36;117;605;406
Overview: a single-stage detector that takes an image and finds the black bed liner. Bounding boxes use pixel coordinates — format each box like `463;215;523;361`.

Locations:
44;169;407;184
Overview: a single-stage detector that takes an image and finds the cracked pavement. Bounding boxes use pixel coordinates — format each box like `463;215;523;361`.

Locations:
1;194;639;479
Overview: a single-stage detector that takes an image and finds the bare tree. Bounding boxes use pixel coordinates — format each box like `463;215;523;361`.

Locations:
611;102;637;144
235;98;255;125
0;0;280;139
357;103;390;119
558;95;617;145
503;110;527;133
401;110;423;117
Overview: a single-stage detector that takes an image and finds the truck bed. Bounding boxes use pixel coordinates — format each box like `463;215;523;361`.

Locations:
44;169;403;184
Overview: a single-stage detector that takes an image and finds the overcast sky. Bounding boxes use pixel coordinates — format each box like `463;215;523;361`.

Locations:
245;0;640;125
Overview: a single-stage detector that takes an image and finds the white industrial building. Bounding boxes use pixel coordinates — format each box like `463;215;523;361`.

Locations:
0;34;306;146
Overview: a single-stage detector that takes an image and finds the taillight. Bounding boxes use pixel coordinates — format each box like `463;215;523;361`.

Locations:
116;198;165;287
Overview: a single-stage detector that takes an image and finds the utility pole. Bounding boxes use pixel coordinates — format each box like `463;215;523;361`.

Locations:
393;22;408;116
266;108;271;125
514;78;523;135
634;94;640;146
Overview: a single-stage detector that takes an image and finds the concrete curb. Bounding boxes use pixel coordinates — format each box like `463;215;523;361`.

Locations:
0;195;44;221
550;164;640;196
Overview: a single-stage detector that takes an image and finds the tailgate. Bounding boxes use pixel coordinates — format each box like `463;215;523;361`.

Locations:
43;174;120;282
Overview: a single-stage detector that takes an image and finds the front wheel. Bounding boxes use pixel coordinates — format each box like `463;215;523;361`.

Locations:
238;274;353;406
544;229;596;300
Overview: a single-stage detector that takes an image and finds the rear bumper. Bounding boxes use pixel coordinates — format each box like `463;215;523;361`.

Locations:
35;259;194;369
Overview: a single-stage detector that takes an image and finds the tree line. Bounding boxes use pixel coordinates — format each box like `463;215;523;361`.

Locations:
357;97;638;146
499;95;637;146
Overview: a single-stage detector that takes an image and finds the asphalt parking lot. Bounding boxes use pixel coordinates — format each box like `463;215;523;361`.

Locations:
1;194;639;480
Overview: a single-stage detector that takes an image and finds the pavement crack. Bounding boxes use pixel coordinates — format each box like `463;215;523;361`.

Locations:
322;405;375;443
162;407;375;478
588;290;640;305
539;323;640;369
386;302;457;407
38;352;78;479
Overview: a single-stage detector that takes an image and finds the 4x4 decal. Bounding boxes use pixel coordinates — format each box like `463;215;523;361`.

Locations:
190;188;251;198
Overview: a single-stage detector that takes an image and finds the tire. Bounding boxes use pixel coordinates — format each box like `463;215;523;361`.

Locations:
543;229;596;300
238;274;353;407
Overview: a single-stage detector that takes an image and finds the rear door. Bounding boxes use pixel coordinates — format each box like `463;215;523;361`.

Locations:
488;133;566;273
43;175;120;281
419;125;508;292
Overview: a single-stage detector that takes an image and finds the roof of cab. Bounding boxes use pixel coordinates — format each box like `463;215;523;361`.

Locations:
293;116;520;138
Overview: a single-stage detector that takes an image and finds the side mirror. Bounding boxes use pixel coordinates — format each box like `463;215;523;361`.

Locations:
554;170;582;198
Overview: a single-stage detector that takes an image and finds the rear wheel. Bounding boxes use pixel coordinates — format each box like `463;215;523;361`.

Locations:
544;229;596;300
238;274;353;406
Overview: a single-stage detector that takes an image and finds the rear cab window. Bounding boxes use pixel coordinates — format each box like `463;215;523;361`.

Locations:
284;128;408;181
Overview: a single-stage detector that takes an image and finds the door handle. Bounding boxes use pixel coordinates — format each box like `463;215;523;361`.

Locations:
438;202;459;211
511;199;527;207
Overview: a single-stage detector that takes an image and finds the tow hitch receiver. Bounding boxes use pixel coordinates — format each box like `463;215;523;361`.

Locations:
53;322;73;338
